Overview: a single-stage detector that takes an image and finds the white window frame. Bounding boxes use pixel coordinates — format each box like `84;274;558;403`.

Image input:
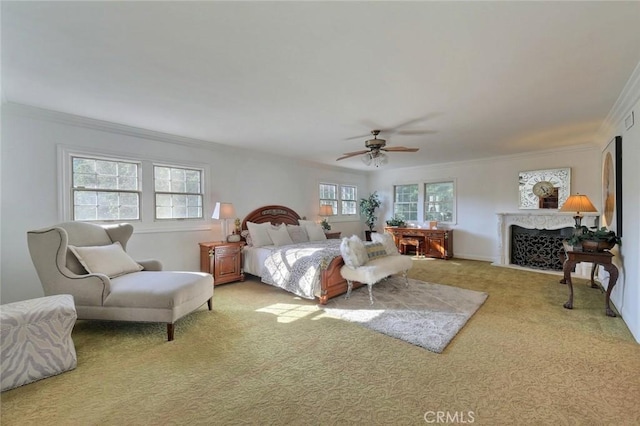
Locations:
319;182;359;218
340;184;358;216
71;155;142;222
153;164;204;220
59;145;211;232
393;184;419;221
319;183;338;216
424;179;457;225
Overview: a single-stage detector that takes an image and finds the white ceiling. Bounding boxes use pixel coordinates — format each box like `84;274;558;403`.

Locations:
2;1;640;171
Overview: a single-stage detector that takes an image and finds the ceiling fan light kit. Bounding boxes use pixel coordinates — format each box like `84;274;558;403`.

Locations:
361;151;388;167
336;129;419;167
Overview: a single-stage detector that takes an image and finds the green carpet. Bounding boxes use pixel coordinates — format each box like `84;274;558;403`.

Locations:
1;259;638;425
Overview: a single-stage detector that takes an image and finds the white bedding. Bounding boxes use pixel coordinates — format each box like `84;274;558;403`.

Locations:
243;240;342;299
243;245;276;276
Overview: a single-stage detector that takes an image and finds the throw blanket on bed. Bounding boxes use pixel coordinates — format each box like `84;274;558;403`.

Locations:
261;239;342;299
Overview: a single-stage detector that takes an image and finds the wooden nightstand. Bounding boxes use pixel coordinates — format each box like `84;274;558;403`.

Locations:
199;241;245;286
324;231;341;239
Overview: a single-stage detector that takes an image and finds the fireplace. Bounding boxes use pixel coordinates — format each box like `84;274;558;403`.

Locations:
495;212;599;270
510;225;573;270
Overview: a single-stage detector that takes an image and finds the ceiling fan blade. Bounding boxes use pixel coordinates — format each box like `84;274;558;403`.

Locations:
344;133;372;141
381;147;419;152
396;129;438;135
341;149;370;156
336;150;369;161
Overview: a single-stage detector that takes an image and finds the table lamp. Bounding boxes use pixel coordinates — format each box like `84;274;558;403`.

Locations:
212;202;236;242
319;204;333;231
319;204;333;219
559;194;597;228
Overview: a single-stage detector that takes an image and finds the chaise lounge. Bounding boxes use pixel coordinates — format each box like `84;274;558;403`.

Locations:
27;222;214;341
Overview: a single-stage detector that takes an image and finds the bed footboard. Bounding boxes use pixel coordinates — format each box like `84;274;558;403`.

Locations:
319;255;363;304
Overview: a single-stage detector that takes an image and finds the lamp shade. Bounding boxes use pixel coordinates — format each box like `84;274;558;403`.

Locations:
319;204;334;216
211;202;236;220
560;194;597;214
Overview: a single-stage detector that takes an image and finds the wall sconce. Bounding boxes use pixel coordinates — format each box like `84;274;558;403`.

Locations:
212;202;236;242
559;194;597;228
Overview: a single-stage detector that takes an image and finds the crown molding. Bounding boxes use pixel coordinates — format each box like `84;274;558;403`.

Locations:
390;143;599;173
2;102;370;176
2;102;231;152
597;60;640;146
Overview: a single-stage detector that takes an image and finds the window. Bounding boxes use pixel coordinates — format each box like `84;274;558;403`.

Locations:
393;184;418;221
154;165;203;219
319;183;338;215
425;180;455;223
319;183;358;216
341;185;357;215
72;156;141;221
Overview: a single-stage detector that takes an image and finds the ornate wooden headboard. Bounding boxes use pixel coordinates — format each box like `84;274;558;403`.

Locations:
241;205;301;230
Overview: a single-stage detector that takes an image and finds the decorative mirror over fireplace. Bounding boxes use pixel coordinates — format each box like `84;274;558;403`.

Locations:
518;168;571;209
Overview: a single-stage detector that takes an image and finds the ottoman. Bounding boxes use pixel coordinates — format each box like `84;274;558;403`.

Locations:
1;294;77;392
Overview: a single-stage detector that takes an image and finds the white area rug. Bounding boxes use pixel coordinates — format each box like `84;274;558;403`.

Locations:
321;276;488;353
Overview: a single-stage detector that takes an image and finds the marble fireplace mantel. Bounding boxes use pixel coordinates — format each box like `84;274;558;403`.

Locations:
495;212;599;267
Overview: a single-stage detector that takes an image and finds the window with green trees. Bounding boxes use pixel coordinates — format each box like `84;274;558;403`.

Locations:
425;181;455;223
393;184;418;221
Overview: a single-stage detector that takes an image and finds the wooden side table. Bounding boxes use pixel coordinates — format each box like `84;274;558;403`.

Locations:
559;249;619;317
324;231;341;239
199;241;245;286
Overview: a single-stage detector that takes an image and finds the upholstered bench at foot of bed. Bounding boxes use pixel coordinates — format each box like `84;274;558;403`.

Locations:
340;254;413;304
1;294;78;392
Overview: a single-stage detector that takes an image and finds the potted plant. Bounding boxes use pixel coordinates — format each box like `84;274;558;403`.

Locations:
386;214;406;227
359;191;381;241
566;226;621;252
320;218;331;231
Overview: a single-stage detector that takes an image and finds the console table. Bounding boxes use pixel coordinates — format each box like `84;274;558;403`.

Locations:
383;227;453;259
559;249;619;317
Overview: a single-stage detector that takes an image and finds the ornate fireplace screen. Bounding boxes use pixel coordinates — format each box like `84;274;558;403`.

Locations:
510;225;574;270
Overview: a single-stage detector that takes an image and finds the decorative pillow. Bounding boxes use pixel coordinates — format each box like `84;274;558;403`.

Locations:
371;232;399;256
240;229;253;246
267;224;294;246
364;242;387;261
286;224;309;244
305;223;327;241
68;242;143;278
246;222;274;247
339;235;368;269
298;219;316;228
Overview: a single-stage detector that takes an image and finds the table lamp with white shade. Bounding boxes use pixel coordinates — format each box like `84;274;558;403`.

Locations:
212;202;237;242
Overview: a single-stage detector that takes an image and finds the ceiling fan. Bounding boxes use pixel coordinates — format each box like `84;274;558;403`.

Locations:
336;130;419;167
344;115;439;141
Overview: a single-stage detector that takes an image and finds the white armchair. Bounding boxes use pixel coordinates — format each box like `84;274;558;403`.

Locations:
27;222;213;341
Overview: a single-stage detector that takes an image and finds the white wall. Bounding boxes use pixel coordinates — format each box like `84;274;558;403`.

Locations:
596;63;640;342
617;96;640;342
369;148;601;261
0;105;368;303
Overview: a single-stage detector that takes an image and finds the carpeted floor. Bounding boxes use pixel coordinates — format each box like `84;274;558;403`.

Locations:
322;276;488;353
1;259;639;425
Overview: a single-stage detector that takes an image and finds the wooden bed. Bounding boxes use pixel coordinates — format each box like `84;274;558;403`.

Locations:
241;205;362;304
